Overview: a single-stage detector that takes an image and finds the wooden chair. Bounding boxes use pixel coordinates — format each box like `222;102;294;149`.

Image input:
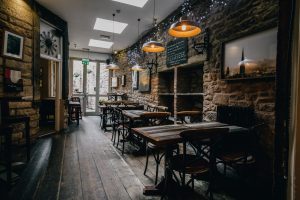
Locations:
177;110;202;124
170;127;229;199
216;105;260;176
113;108;131;154
141;111;178;184
70;97;82;119
216;124;264;177
140;112;171;126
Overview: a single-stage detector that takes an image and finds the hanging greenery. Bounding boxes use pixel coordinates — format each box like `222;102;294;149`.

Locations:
117;0;230;66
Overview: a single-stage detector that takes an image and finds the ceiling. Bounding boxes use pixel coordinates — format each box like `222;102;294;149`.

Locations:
36;0;183;54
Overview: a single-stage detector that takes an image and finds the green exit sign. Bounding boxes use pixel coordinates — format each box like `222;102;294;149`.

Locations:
82;58;89;65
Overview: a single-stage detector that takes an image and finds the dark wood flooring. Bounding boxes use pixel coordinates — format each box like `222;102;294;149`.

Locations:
33;117;254;200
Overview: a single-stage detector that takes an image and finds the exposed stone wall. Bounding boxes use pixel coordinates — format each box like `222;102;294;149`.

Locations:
0;0;39;143
202;1;278;190
113;0;278;195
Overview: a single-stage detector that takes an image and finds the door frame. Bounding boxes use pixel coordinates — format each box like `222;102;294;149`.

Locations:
69;58;107;116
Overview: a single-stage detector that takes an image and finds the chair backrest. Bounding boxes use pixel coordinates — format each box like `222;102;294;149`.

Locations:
112;107;125;126
177;110;202;124
156;106;168;112
217;105;255;128
146;104;157;112
140;112;171;126
70;97;80;102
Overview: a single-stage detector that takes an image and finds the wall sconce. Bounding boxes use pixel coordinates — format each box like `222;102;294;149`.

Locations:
146;53;158;73
192;28;210;61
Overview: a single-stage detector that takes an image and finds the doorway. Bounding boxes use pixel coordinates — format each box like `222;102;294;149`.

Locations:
39;58;60;135
71;59;109;116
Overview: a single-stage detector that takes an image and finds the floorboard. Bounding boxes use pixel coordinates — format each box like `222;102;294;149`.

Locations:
35;117;242;200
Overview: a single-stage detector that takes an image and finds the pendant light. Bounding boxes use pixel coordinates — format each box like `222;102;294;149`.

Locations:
142;0;165;53
106;13;120;70
168;0;201;38
132;19;146;71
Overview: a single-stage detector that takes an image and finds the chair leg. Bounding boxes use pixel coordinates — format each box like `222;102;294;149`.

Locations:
122;132;125;154
116;130;120;147
192;176;194;191
111;127;115;142
155;153;160;185
144;148;150;175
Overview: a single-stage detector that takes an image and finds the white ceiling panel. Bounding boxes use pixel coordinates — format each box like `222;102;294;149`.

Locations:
36;0;183;53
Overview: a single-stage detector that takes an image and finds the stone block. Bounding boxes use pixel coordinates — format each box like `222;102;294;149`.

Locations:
213;93;229;105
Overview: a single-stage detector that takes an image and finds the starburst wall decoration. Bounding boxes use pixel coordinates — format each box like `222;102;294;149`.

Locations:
40;31;58;56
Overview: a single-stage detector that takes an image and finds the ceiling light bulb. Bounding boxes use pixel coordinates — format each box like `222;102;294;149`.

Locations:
182;25;187;31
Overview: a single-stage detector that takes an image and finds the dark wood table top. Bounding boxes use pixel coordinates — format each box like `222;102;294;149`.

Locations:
99;104;142;109
132;122;249;146
122;110;148;120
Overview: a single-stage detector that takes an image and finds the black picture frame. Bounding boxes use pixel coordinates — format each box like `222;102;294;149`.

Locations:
221;27;277;81
3;30;24;60
132;71;139;90
139;69;151;92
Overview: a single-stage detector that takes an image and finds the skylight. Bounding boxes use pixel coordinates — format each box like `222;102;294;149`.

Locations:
112;0;149;8
93;18;128;34
88;39;113;49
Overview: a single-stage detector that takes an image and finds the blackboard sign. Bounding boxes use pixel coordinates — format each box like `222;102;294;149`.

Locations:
166;39;188;67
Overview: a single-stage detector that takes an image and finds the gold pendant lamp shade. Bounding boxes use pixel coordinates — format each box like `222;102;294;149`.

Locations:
142;40;165;53
168;17;201;38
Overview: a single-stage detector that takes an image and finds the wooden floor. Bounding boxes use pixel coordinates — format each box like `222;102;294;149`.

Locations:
33;117;248;200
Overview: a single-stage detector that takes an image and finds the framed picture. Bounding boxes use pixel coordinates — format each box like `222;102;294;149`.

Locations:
111;77;118;88
132;71;139;90
4;68;23;92
121;75;126;86
3;30;24;60
221;28;277;80
139;68;151;92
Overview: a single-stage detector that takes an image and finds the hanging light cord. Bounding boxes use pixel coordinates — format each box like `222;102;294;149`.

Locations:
112;13;115;54
153;0;156;24
138;18;140;39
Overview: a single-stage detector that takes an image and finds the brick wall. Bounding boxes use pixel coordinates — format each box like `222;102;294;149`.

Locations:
113;0;278;195
0;0;39;143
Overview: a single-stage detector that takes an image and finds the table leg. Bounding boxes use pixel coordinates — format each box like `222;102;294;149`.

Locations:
76;107;80;125
143;145;178;197
103;108;107;131
5;127;12;189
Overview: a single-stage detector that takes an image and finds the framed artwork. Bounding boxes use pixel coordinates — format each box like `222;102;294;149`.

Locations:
121;75;126;86
132;71;139;90
221;28;277;80
3;30;24;60
4;68;23;92
139;68;151;92
111;77;118;88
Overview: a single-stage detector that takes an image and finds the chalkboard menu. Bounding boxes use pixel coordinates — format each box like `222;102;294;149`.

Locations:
166;39;188;67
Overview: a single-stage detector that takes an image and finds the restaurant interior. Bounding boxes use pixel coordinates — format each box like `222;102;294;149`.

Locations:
0;0;299;199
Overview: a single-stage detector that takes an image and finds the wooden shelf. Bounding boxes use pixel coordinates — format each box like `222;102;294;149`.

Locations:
178;93;203;96
158;93;203;96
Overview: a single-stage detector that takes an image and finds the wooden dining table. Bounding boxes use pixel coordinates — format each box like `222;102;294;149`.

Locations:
131;122;249;197
99;105;144;131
